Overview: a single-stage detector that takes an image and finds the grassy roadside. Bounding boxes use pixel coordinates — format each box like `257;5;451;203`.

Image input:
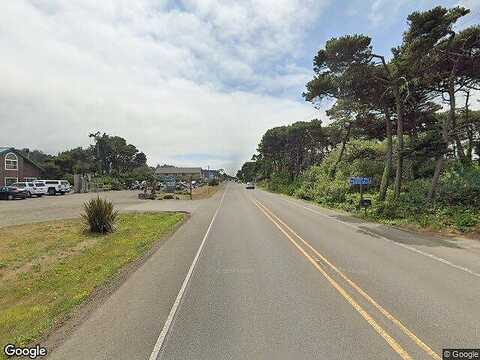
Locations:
0;212;185;355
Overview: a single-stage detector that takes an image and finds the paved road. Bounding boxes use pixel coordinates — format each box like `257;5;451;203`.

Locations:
48;183;479;359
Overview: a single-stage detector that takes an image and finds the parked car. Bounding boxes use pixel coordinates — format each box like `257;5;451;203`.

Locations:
39;180;67;195
61;180;71;193
33;181;48;197
10;182;36;197
246;182;255;189
0;186;28;200
129;181;141;190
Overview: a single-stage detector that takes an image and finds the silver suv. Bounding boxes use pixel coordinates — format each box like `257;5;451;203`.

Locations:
10;182;36;197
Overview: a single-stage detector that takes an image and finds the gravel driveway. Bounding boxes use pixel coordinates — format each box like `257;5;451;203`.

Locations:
0;191;206;227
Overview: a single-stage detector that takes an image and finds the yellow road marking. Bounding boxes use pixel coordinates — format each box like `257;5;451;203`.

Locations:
252;200;412;360
254;199;441;360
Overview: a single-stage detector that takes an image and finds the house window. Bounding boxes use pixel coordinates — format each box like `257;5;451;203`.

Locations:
5;153;18;170
5;177;18;186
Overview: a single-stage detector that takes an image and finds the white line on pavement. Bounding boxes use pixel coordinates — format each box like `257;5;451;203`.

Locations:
148;185;228;360
271;193;480;279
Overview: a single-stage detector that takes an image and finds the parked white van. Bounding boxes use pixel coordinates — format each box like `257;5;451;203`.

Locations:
39;180;67;195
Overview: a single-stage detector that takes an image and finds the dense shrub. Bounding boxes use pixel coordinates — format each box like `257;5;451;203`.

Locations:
266;173;300;195
259;139;480;233
93;176;124;191
63;173;74;186
82;197;118;233
436;166;480;207
452;209;478;231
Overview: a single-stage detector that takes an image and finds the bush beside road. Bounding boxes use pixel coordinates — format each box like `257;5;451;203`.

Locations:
0;212;185;358
258;160;480;237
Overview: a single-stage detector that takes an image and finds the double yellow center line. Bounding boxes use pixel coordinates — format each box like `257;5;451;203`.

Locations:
252;198;440;360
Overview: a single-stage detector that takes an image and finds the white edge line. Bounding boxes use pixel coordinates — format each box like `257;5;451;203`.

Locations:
148;185;228;360
268;192;480;279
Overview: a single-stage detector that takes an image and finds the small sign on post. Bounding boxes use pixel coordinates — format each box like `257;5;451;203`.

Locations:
349;177;372;186
349;176;372;214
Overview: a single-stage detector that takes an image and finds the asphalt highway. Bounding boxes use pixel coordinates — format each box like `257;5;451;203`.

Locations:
48;183;480;360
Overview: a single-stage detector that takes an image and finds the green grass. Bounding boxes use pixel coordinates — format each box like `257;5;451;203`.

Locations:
0;212;185;356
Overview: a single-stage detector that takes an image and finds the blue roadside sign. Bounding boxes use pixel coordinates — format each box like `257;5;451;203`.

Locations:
349;177;372;185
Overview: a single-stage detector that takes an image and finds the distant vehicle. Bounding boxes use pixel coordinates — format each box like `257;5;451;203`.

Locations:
130;181;141;190
33;181;48;197
0;186;28;200
10;182;36;197
39;180;67;195
246;182;255;189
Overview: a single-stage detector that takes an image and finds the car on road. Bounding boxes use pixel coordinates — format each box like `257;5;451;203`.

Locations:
0;186;28;200
10;182;36;197
40;180;68;196
246;182;255;189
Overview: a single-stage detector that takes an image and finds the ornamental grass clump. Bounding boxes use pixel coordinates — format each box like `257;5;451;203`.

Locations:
81;197;118;234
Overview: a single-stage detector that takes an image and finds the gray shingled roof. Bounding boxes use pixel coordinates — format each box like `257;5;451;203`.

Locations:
155;166;202;174
0;147;14;154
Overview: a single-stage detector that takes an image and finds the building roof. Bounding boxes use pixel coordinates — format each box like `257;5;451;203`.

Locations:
0;147;14;155
0;147;44;171
155;166;202;174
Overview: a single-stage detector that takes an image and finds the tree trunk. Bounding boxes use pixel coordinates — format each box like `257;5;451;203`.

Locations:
410;113;419;179
465;92;473;163
428;92;452;201
393;85;404;199
449;86;467;165
379;111;393;201
428;157;444;201
329;123;351;179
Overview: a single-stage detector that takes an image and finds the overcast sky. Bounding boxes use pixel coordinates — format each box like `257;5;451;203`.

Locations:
1;0;478;173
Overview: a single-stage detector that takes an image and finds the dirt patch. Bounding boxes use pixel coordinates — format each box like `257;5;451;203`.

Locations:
192;184;222;199
392;223;480;242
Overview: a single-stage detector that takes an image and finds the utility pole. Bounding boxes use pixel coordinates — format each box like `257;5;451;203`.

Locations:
88;131;101;175
189;175;192;200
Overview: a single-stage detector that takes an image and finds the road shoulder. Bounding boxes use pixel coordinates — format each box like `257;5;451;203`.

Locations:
46;187;225;360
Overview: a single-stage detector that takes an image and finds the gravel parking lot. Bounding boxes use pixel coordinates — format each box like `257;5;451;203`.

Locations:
0;190;205;227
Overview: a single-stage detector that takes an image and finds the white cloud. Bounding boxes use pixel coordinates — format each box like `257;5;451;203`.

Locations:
367;0;411;27
0;0;326;173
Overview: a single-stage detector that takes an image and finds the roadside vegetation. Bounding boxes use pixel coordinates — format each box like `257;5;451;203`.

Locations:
21;132;154;189
82;197;118;233
0;212;185;355
238;6;480;235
